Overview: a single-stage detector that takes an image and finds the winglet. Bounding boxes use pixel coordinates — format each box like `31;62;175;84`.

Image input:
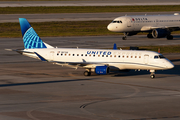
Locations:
34;52;48;62
113;43;117;50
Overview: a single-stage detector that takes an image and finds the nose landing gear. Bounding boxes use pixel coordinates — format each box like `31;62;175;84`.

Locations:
122;36;127;40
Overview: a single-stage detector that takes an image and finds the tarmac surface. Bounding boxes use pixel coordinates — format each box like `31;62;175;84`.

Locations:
1;0;180;7
0;12;177;23
1;35;180;120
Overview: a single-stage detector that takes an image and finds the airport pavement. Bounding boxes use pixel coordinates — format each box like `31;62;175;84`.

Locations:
0;12;177;23
0;36;180;120
1;0;180;7
1;35;180;50
1;1;180;119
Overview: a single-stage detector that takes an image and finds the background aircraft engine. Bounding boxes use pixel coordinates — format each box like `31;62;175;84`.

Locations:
95;66;110;75
152;29;169;38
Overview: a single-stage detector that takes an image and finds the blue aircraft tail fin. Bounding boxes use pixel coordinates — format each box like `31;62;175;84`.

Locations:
19;18;47;49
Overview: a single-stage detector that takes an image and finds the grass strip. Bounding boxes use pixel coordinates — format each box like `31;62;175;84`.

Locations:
1;21;180;53
1;21;180;38
0;21;121;38
1;5;180;14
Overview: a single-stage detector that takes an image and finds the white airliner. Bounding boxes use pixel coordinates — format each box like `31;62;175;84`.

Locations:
107;13;180;40
7;18;174;78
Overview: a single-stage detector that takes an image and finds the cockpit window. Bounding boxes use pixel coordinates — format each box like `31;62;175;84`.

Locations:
154;55;165;59
112;21;122;23
159;55;165;58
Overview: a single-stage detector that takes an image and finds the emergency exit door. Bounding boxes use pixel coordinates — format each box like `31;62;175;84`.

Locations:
144;54;149;64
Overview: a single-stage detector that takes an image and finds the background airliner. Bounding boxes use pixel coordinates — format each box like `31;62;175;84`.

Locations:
107;13;180;40
7;18;174;78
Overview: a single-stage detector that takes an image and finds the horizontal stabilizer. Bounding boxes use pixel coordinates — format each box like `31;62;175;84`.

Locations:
5;49;13;51
5;49;33;54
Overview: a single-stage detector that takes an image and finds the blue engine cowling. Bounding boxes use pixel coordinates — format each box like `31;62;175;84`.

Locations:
95;66;110;75
152;29;169;38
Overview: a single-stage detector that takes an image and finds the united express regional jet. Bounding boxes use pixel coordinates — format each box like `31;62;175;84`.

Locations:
107;13;180;40
7;18;174;78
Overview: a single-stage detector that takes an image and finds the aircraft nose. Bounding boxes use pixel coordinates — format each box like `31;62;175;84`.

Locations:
167;61;174;69
107;23;113;31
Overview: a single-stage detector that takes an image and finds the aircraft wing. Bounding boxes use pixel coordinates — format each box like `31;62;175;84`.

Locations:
51;61;108;69
34;52;108;69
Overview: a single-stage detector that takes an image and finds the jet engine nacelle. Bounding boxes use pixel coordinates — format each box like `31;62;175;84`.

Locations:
125;32;138;36
95;66;110;75
152;29;169;38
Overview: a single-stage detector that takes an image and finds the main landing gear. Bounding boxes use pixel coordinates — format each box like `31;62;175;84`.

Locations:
166;35;173;40
147;33;173;40
84;71;91;76
83;69;91;76
150;70;155;79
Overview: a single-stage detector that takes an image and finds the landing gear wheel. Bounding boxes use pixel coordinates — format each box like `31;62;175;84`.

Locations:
150;74;155;79
122;36;127;40
166;35;173;40
147;33;153;38
84;71;91;76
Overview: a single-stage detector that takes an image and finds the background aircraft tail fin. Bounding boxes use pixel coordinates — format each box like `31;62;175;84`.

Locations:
19;18;53;49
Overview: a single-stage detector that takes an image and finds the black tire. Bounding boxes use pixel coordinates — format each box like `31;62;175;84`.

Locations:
150;75;155;79
122;37;126;40
84;71;91;76
147;33;153;38
167;35;173;40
